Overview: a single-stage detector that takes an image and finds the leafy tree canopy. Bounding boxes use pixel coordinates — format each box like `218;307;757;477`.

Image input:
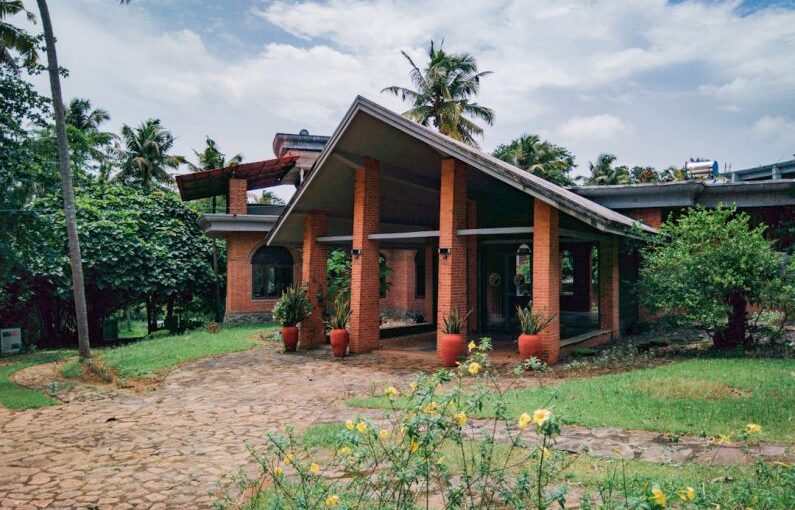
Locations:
640;206;794;349
493;134;576;186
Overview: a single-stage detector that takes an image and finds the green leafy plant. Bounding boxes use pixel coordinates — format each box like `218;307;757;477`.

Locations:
326;293;351;330
272;286;312;327
516;306;556;334
441;306;472;335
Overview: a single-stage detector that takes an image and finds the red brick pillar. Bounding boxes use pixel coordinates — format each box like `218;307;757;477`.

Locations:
467;201;478;333
228;178;248;215
300;211;328;348
437;158;468;355
571;243;593;312
349;157;381;354
599;236;620;337
532;200;561;364
423;243;435;324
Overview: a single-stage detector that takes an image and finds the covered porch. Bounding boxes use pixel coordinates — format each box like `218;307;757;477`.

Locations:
267;97;652;364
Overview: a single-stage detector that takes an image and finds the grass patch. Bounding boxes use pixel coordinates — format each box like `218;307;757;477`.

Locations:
61;324;273;382
0;351;74;409
349;359;795;442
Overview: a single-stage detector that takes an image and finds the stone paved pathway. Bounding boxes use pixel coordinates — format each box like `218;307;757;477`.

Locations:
0;344;791;509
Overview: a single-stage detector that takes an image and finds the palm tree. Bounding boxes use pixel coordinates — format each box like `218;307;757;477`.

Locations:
493;134;576;186
115;119;184;191
580;154;631;185
256;190;285;205
35;0;91;359
186;136;242;172
382;41;494;147
65;98;116;180
65;98;110;132
1;0;37;69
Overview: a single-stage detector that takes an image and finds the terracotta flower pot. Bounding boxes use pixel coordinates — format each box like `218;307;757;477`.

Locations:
330;328;349;358
282;326;299;352
518;333;542;360
439;333;464;367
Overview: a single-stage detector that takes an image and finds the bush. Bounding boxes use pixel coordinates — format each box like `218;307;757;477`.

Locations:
640;206;794;350
272;286;312;327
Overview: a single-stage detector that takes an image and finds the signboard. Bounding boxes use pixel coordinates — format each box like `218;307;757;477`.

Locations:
1;328;22;355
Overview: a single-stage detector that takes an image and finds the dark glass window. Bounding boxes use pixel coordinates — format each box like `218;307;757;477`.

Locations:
379;253;388;299
252;246;293;299
414;250;425;298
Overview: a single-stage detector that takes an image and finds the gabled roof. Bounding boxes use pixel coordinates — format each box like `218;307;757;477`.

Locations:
175;154;299;201
268;96;655;244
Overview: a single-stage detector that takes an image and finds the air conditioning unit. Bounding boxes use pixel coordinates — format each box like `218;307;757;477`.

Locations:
1;328;22;355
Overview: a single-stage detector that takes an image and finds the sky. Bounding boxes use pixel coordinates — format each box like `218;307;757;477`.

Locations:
19;0;795;201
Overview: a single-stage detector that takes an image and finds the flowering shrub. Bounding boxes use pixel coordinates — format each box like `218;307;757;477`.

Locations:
216;339;794;509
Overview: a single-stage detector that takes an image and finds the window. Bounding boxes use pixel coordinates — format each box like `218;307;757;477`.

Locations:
252;246;293;299
515;244;532;296
379;253;389;298
414;249;426;298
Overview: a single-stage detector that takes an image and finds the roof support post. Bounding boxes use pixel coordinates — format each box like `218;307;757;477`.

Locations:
467;200;478;333
300;211;328;349
437;158;469;356
599;236;620;338
532;200;561;363
349;157;381;354
228;178;248;215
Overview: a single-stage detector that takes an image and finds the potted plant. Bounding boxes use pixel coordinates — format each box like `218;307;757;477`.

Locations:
272;286;312;352
439;307;472;367
326;294;352;358
516;306;555;360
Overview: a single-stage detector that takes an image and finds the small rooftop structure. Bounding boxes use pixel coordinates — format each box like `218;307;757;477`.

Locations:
725;158;795;182
175;154;299;201
272;129;330;185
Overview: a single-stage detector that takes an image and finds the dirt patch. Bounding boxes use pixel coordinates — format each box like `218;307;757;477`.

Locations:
627;378;751;400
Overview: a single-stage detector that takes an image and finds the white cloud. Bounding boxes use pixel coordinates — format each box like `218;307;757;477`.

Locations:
750;115;795;141
559;115;631;141
20;0;795;196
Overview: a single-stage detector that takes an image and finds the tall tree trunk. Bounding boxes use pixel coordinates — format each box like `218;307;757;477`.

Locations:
36;0;91;360
146;298;156;334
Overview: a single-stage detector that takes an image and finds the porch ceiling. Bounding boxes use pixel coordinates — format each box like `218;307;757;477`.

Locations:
268;96;653;246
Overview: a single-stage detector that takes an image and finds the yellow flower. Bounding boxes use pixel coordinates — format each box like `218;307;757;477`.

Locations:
678;487;696;502
274;467;283;477
468;341;477;352
337;446;351;456
714;433;733;445
423;401;439;414
410;440;420;453
409;382;417;391
325;494;340;507
283;454;293;465
746;423;762;434
540;446;551;459
651;487;666;508
309;462;320;473
533;409;552;426
453;412;467;427
518;412;532;430
378;429;390;440
384;386;399;397
345;420;355;431
467;362;481;376
355;421;368;434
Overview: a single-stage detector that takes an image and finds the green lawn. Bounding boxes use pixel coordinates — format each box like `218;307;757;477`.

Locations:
0;351;74;409
350;358;795;442
62;324;274;381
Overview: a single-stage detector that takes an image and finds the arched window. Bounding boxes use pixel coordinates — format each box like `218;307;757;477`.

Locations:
252;246;293;299
414;249;426;298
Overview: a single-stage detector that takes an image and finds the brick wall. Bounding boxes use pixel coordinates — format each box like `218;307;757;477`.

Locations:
228;178;248;215
380;249;426;315
300;211;328;348
349;157;381;353
532;200;561;363
624;207;662;229
437;158;469;352
224;232;301;318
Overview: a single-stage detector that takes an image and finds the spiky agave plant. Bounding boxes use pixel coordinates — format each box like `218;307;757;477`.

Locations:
441;306;473;335
516;306;555;335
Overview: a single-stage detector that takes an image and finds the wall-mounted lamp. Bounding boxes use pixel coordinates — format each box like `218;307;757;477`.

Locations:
351;248;362;258
438;247;452;259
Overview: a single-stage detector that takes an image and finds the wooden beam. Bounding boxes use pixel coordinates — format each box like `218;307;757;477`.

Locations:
457;226;533;236
369;230;439;240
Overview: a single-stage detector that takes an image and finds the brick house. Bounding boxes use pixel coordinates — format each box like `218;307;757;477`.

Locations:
177;96;795;364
